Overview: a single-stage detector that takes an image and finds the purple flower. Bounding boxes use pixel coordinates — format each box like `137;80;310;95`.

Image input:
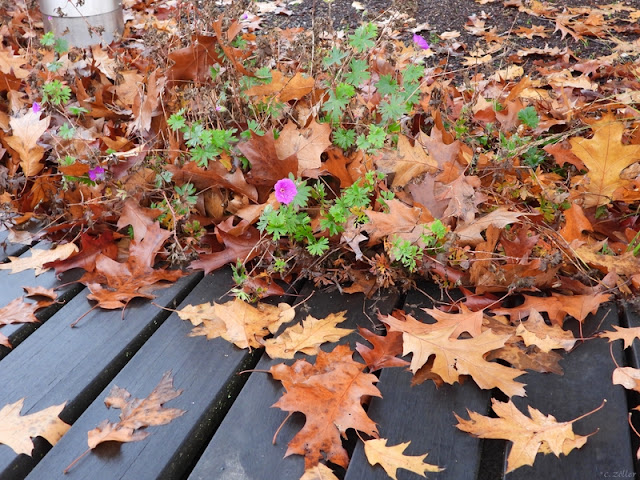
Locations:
32;102;41;114
88;166;106;182
274;178;297;205
413;34;430;50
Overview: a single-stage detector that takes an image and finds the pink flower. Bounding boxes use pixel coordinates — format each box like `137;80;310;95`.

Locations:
88;166;106;182
413;34;430;50
274;178;297;205
32;102;41;114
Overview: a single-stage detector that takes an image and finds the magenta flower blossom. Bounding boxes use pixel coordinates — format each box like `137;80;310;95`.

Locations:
88;166;106;182
32;102;41;114
413;34;430;50
274;178;297;205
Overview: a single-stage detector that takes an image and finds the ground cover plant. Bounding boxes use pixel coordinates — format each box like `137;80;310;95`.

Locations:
0;0;640;477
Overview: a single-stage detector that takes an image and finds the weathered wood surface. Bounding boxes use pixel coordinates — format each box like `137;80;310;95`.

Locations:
0;235;638;479
187;285;401;480
346;283;491;480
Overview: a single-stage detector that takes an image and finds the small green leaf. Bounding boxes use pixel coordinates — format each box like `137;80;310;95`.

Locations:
518;106;539;128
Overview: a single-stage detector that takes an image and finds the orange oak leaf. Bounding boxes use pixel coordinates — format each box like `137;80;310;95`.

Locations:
422;305;484;338
612;367;640;393
238;131;298;187
43;231;117;274
264;311;352;359
570;113;640;207
87;371;185;449
455;399;598;473
245;70;314;102
355;325;409;371
575;245;640;277
0;399;70;455
78;222;183;310
363;438;443;480
0;297;44;347
0;243;79;276
180;299;295;349
491;292;611;326
275;120;331;176
599;325;640;349
166;35;222;84
363;199;433;245
559;203;592;245
270;344;381;468
383;315;526;397
4;108;50;177
300;463;339;480
515;309;577;353
374;134;437;187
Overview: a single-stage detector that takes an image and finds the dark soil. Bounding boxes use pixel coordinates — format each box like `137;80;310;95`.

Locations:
206;0;639;80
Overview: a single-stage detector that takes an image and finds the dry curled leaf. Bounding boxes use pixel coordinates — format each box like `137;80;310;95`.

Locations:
0;243;79;276
0;399;70;455
363;438;443;480
87;371;185;449
456;399;599;473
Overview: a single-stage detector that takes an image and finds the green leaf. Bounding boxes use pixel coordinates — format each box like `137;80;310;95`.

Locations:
518;106;539;128
58;123;76;140
167;110;186;131
375;75;399;96
307;237;329;256
378;94;408;123
345;59;370;86
402;64;424;84
348;23;377;52
334;128;356;149
323;47;348;67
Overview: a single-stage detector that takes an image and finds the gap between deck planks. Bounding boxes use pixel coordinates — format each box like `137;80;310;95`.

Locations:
1;241;638;479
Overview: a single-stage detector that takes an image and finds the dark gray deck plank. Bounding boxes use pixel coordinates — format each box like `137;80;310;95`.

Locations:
346;282;491;480
0;272;201;479
620;302;640;477
188;287;401;480
506;303;633;479
26;269;267;480
0;244;84;359
0;229;32;261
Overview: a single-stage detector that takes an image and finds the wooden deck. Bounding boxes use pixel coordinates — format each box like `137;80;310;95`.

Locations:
0;236;638;480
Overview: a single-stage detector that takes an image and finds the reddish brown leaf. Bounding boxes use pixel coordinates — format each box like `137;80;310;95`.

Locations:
87;371;185;449
270;344;380;468
238;131;298;188
190;224;263;275
356;325;409;371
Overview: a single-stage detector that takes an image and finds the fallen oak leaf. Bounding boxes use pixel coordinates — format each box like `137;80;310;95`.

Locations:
4;108;50;177
65;372;184;473
0;297;48;347
300;463;339;480
612;367;640;393
383;315;526;397
0;399;70;455
270;344;380;468
363;438;443;480
599;325;640;349
182;298;295;349
515;309;577;353
355;325;409;371
0;243;79;276
455;208;524;246
264;311;352;359
455;398;601;473
275;120;331;176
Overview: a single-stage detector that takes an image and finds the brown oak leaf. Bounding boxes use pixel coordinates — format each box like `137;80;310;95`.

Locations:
355;325;409;371
455;399;597;473
87;371;185;449
0;399;70;455
270;344;380;468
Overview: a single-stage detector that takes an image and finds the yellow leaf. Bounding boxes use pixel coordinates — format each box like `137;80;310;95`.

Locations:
570;113;640;207
515;310;577;353
264;311;352;359
0;243;79;276
456;399;597;473
374;134;437;187
5;109;51;177
0;399;70;455
300;463;339;480
364;438;443;480
275;120;331;175
383;315;526;397
181;299;295;349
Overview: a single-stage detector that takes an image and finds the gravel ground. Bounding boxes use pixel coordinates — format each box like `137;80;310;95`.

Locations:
210;0;640;79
